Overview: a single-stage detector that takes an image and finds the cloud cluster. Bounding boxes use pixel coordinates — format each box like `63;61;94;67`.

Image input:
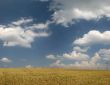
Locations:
50;0;110;26
47;30;110;69
0;18;50;48
47;49;109;69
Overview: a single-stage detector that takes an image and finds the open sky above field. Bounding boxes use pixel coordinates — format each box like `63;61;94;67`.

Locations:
0;0;110;69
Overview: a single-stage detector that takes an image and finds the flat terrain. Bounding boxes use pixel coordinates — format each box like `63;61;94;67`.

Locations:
0;68;110;85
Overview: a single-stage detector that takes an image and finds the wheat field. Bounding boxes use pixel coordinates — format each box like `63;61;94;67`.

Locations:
0;68;110;85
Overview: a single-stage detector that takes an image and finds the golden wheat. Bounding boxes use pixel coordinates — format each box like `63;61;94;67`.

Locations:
0;68;109;85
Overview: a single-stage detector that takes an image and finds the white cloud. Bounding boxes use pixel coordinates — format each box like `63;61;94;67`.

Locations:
12;18;33;26
25;65;33;68
47;47;110;69
74;50;110;69
63;51;89;61
50;60;67;67
90;53;101;65
98;49;110;61
70;53;101;69
74;30;110;46
50;0;110;26
47;51;89;61
39;0;49;2
46;29;110;69
28;22;48;30
46;55;57;60
0;57;11;63
47;48;90;68
0;18;50;48
49;53;103;69
73;46;89;53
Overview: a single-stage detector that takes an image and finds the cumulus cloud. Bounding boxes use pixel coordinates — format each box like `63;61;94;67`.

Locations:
50;0;110;26
0;57;11;63
98;49;110;61
50;60;62;67
47;48;90;68
41;19;110;69
12;18;33;26
63;51;89;61
39;0;49;2
48;52;104;69
28;22;49;30
90;53;101;65
46;50;89;61
47;47;110;69
46;29;110;69
46;55;57;60
50;48;110;69
72;53;101;69
25;65;33;68
74;30;110;46
0;18;50;48
73;46;89;53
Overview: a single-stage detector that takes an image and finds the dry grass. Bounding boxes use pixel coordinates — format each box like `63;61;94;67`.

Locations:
0;68;110;85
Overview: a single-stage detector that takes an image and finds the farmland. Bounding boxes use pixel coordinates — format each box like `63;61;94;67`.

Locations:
0;68;110;85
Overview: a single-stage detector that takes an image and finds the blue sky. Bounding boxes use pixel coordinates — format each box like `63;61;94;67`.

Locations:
0;0;110;69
